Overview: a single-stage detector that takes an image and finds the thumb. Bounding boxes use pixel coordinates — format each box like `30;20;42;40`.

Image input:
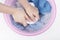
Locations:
22;20;27;27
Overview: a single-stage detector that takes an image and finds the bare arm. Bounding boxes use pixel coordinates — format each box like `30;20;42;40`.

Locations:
0;3;16;14
18;0;29;9
0;3;28;26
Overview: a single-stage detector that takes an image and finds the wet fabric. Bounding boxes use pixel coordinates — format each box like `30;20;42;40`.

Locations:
10;0;52;33
28;0;51;15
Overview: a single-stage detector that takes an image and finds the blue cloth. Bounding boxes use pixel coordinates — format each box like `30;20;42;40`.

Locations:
10;0;52;33
29;0;51;15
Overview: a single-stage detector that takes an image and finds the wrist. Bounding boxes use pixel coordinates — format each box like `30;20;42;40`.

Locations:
18;0;30;8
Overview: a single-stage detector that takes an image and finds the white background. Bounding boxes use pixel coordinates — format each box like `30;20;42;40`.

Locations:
0;0;60;40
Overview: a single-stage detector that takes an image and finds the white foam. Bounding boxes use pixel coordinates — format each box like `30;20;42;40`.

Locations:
29;2;35;6
26;18;38;24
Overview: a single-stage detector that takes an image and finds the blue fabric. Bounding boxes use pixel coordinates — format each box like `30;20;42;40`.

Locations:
28;0;51;15
10;0;52;33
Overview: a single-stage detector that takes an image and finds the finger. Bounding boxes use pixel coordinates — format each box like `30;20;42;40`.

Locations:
23;21;27;27
21;18;27;27
33;13;40;21
15;17;27;27
27;13;35;21
25;14;32;22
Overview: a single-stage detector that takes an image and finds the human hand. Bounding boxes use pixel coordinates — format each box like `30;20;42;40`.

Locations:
12;9;30;26
24;4;39;22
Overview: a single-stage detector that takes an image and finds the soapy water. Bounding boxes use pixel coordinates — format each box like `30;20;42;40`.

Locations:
9;0;52;33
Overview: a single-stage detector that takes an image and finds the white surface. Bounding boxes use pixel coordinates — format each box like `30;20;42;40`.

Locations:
0;0;60;40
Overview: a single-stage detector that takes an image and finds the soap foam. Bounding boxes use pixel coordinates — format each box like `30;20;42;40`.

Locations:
26;18;38;24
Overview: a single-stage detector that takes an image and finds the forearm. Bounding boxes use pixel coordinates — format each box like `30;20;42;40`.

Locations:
0;3;16;14
18;0;30;9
